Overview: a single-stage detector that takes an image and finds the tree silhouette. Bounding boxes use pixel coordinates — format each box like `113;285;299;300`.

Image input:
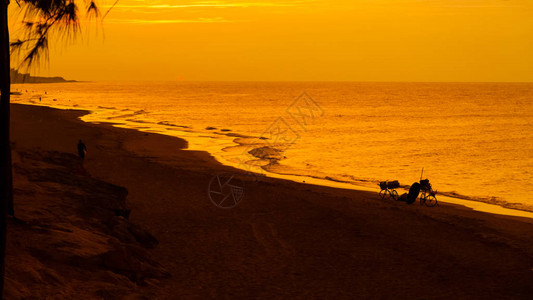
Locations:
1;0;108;296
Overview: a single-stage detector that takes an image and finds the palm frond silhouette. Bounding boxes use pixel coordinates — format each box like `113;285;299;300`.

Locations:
0;1;112;297
11;0;102;68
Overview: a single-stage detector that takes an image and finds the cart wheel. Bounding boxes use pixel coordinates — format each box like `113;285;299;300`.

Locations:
419;193;426;205
424;195;438;207
379;189;389;200
390;189;399;200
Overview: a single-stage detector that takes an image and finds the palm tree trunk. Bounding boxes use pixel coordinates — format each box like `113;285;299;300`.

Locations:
0;0;11;296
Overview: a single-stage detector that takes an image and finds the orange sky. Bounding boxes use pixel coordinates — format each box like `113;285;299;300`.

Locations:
9;0;533;82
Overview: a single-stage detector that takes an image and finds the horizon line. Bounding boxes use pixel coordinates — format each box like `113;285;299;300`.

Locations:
43;79;533;84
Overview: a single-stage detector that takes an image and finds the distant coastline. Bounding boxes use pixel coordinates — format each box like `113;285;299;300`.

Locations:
10;68;76;84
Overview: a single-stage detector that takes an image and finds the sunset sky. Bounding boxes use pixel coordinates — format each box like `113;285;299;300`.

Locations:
9;0;533;82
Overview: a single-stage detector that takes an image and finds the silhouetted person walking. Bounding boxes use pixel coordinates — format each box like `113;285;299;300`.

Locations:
77;139;87;160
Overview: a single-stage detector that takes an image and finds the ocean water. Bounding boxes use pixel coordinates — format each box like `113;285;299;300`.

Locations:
11;82;533;210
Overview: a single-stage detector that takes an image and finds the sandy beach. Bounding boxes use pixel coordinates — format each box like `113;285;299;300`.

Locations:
5;103;533;299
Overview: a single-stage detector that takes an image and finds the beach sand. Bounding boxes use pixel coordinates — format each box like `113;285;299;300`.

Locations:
5;103;533;299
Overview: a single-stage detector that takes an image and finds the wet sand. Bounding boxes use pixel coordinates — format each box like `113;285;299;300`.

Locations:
6;103;533;299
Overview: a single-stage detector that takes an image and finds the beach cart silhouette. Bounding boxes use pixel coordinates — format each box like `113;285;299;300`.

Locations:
378;180;400;200
378;177;439;207
419;179;438;207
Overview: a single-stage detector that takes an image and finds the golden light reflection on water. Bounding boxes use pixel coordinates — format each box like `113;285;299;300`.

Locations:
11;81;533;215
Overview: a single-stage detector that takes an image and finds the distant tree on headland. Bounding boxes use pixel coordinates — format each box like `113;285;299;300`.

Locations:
1;1;112;296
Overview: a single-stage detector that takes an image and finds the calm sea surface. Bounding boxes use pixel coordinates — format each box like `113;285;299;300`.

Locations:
12;82;533;210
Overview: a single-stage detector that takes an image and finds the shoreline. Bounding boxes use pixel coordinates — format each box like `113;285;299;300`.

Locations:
10;84;531;213
76;104;533;219
8;103;533;298
10;95;533;218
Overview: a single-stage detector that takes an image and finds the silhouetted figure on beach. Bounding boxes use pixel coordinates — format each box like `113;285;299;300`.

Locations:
77;139;87;160
398;182;420;204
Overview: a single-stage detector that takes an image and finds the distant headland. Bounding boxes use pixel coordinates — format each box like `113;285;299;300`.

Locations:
10;68;76;84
